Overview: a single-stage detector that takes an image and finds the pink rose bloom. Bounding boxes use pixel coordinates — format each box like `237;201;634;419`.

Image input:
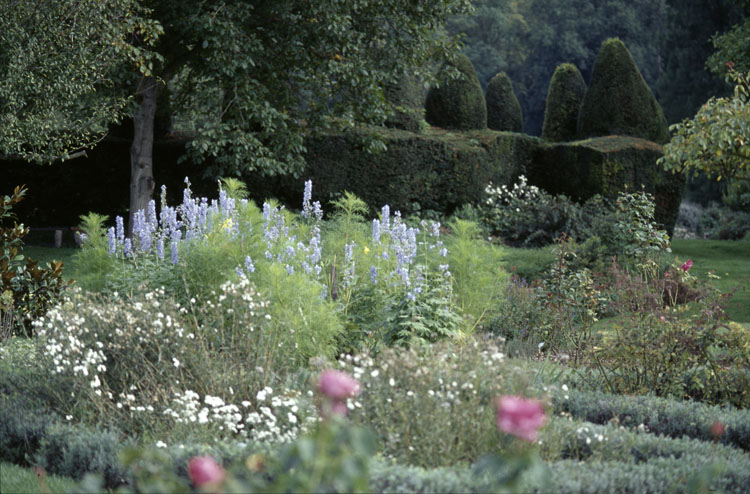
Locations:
710;421;726;439
188;456;225;486
495;396;546;442
681;259;693;272
318;370;360;401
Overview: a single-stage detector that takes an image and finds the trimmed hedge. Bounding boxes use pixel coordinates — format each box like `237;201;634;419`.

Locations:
541;63;586;142
553;389;750;451
4;398;749;494
485;72;523;132
528;135;685;235
424;54;487;131
3;130;682;237
577;38;670;144
0;398;128;488
370;455;750;494
247;128;535;218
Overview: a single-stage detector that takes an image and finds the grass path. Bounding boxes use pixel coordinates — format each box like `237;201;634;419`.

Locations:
0;462;76;494
671;239;750;323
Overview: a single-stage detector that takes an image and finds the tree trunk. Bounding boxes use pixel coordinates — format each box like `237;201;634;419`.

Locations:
128;76;160;236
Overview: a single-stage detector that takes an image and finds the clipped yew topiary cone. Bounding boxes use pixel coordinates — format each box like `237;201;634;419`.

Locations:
485;72;523;132
541;63;586;142
424;54;487;131
577;38;669;144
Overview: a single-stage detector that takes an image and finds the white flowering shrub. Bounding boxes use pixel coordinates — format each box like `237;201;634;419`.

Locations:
325;336;546;468
33;281;313;444
480;175;583;247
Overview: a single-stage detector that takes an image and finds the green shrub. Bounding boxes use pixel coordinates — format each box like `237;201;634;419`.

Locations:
443;219;509;331
70;213;115;293
326;336;544;468
0;397;59;465
541;64;587;142
699;202;750;240
577;38;669;144
479;175;583;247
1;185;70;338
371;452;750;494
485;72;522;132
553;389;750;451
590;276;750;407
424;54;487;130
36;423;128;488
32;285;315;443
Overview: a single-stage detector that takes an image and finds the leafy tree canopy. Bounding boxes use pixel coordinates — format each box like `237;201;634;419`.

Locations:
0;0;161;163
659;68;749;183
2;0;471;174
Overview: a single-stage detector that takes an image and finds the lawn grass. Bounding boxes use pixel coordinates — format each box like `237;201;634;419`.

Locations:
19;246;79;282
671;238;750;323
0;462;77;494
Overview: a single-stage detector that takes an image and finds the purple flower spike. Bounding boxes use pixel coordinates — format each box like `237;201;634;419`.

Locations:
107;227;116;255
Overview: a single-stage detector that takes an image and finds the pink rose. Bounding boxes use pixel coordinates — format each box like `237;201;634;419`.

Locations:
681;259;693;272
495;396;546;442
188;456;225;486
710;421;726;439
318;370;360;401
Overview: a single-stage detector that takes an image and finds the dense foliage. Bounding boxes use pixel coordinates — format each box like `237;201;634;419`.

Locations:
1;186;69;338
485;72;523;132
659;69;749;184
448;0;668;135
0;0;160;162
541;64;587;142
577;39;669;144
425;54;487;131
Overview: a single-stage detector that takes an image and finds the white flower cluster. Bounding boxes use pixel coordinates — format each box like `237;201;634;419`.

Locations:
33;288;191;400
161;387;310;443
484;175;541;207
163;390;244;434
576;425;608;445
213;277;272;327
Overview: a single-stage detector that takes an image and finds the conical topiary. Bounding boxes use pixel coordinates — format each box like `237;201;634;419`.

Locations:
485;72;523;132
384;73;424;133
541;63;586;142
424;54;487;130
577;38;669;143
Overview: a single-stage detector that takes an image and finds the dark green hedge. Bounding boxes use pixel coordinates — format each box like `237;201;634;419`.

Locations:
247;128;536;218
553;389;750;451
528;135;684;235
1;137;214;230
577;38;670;144
541;63;586;142
485;72;523;132
3;130;682;237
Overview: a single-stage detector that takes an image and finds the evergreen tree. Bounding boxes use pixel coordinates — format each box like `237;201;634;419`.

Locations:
425;54;487;130
541;63;586;142
485;72;523;132
577;38;669;143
